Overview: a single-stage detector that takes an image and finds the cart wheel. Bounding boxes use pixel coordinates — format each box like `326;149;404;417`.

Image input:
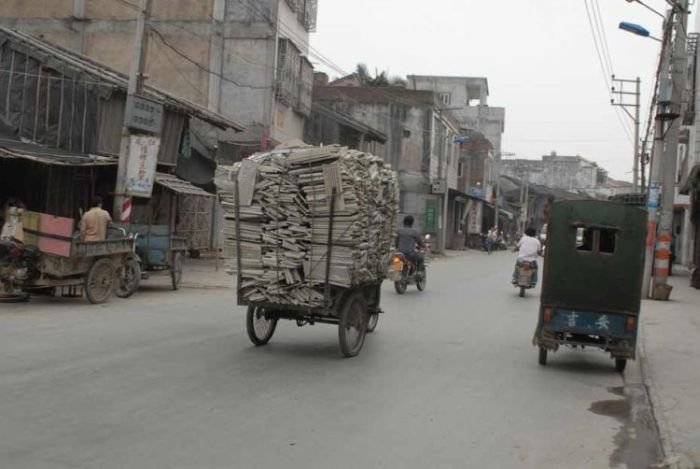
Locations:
246;306;277;346
115;259;141;298
519;287;526;298
339;292;368;358
394;279;407;295
416;270;427;292
538;347;548;366
171;252;184;291
367;312;379;333
85;258;116;304
615;358;627;373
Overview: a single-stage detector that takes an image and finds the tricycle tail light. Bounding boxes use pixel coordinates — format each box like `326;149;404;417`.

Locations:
543;307;553;322
626;316;636;332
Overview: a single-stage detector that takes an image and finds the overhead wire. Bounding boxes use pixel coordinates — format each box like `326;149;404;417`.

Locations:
583;0;635;143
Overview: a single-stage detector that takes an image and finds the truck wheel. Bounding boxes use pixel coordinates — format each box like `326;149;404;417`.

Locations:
339;292;368;357
615;358;627;373
538;347;548;366
246;306;277;346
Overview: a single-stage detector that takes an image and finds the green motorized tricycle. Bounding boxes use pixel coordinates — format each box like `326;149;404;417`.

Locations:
533;200;646;372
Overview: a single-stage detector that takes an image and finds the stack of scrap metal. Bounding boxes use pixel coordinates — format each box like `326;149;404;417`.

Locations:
216;144;398;308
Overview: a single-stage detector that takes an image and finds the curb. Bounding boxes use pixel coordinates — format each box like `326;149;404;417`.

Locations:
638;318;694;469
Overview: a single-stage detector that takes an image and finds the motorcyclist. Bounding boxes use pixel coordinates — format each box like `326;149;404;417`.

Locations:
396;215;425;274
512;227;542;285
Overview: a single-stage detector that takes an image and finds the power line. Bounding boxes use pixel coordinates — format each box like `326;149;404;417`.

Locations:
150;27;270;90
583;0;634;143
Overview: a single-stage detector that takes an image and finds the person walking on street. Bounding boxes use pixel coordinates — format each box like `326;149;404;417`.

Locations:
79;196;112;242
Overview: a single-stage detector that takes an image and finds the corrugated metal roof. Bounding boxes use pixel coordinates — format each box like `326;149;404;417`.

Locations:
0;137;117;166
0;27;245;132
155;173;214;197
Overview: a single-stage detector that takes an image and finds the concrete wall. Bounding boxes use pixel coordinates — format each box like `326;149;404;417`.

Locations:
0;0;314;146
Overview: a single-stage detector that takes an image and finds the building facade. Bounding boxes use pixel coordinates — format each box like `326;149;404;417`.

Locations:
406;75;506;244
501;152;608;194
0;0;316;156
312;86;460;252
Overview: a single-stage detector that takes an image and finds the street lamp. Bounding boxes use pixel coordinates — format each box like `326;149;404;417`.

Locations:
619;21;662;42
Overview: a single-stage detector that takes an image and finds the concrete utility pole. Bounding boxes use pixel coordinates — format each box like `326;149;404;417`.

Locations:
113;0;153;221
611;76;641;191
651;0;688;300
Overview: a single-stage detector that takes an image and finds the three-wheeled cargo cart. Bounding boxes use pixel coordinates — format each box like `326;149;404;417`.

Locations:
115;224;187;297
16;236;135;304
233;185;384;358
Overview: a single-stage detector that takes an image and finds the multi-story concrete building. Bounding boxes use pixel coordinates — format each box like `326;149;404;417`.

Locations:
501;152;608;193
0;0;316;156
312;85;460;252
406;75;506;241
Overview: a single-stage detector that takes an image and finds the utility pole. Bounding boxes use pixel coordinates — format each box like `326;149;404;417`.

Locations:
651;0;688;300
611;76;641;191
113;0;153;221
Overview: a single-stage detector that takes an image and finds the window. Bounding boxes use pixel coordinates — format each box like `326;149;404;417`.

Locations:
439;92;451;105
575;227;617;254
458;161;464;178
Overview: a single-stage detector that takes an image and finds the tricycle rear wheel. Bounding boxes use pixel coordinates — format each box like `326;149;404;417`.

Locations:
615;358;627;373
85;258;116;304
538;347;548;366
339;292;368;358
115;259;141;298
246;306;278;346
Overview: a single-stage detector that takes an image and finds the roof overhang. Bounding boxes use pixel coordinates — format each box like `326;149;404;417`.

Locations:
155;173;214;197
0;138;117;166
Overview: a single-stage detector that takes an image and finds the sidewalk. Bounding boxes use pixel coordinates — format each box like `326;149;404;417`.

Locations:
640;270;700;469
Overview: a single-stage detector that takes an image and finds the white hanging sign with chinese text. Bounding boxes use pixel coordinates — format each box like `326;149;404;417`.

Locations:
125;135;161;198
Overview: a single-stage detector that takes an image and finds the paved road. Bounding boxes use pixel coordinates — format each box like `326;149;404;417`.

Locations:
0;253;661;468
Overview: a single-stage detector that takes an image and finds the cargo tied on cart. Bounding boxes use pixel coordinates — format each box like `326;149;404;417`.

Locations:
217;144;398;357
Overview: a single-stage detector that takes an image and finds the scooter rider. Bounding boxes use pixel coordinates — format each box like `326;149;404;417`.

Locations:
512;227;542;285
396;215;425;274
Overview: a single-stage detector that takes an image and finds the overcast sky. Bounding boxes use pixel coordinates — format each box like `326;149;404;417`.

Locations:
311;0;688;181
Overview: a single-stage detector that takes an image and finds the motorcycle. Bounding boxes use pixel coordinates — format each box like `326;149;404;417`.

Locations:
514;260;536;297
390;234;429;294
0;240;40;302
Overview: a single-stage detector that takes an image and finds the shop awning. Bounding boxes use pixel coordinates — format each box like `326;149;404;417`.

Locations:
155;173;214;197
0;137;117;167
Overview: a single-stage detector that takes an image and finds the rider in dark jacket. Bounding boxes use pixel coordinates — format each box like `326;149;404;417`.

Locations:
396;216;425;272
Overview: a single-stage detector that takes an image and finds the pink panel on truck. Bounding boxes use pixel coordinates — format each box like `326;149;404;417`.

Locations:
38;214;74;257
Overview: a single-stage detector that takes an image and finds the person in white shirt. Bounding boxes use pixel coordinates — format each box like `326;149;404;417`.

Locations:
512;227;542;285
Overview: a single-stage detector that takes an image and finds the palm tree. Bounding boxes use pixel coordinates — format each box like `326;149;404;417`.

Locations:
355;63;401;87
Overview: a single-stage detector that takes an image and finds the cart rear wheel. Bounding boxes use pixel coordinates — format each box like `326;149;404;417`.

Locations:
367;312;379;333
615;358;627;373
339;292;368;358
246;306;278;346
538;347;548;366
85;258;115;304
115;259;141;298
171;252;184;290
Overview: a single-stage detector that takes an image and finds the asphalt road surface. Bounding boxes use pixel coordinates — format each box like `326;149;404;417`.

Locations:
0;252;660;468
